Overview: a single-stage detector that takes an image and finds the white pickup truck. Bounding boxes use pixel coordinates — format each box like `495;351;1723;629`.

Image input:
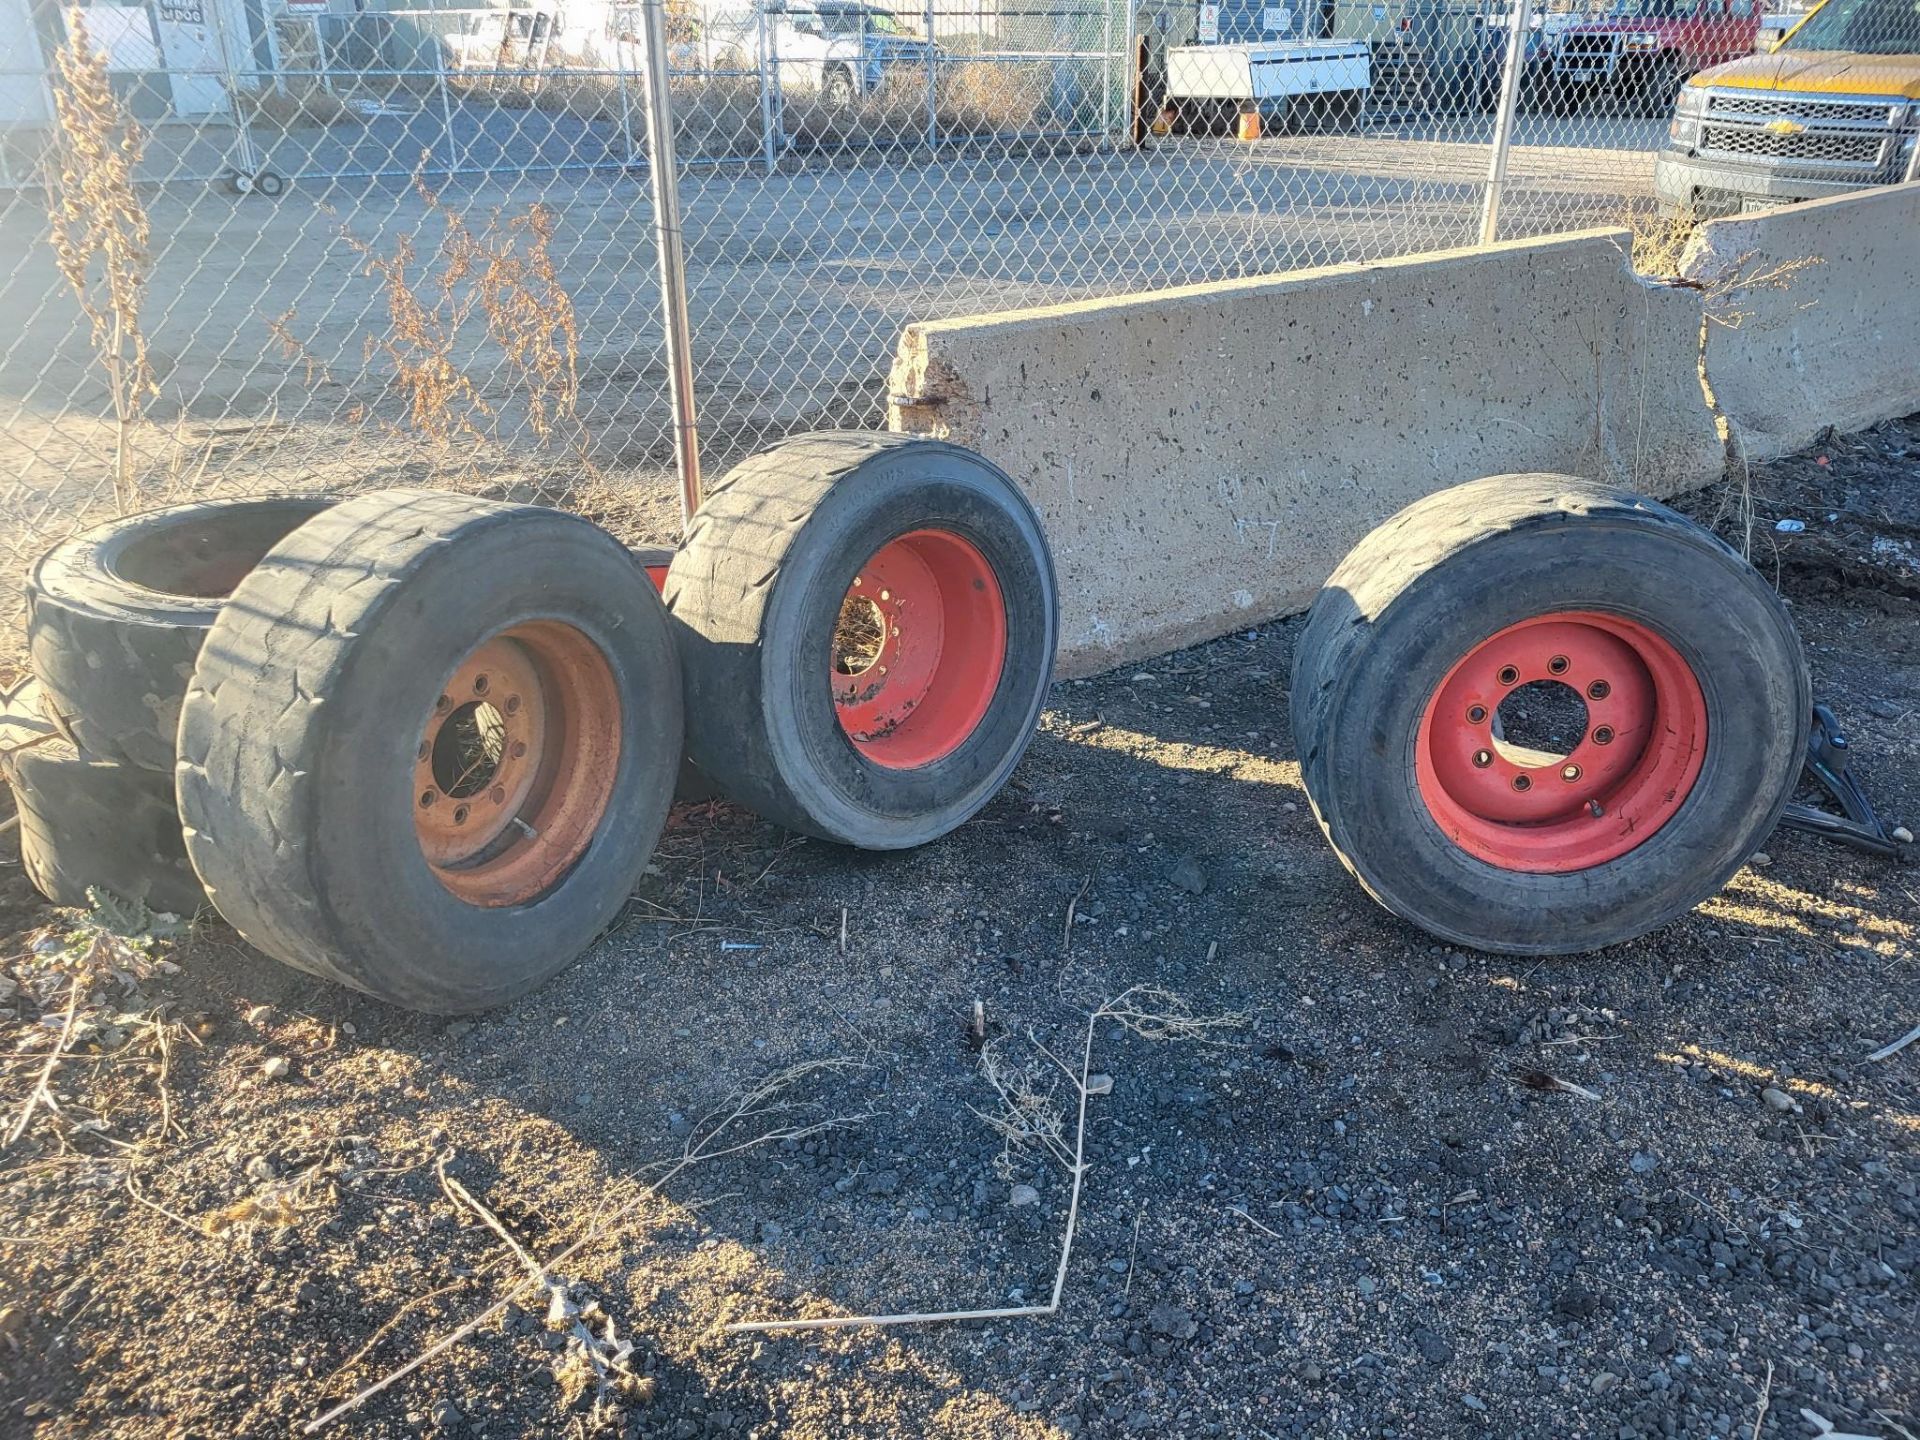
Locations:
751;0;936;104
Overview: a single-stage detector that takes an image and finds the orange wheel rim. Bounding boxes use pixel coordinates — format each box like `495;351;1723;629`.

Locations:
413;621;621;907
830;529;1007;770
1414;610;1707;874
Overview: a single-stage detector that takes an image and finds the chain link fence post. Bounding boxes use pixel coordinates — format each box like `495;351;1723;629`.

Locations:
756;3;780;176
638;0;701;526
923;0;938;152
433;26;457;176
1478;0;1533;246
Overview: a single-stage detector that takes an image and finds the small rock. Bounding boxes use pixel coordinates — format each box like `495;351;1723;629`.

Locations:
1412;1327;1454;1365
260;1056;290;1080
1749;851;1772;869
1009;1184;1040;1207
244;1155;277;1182
1591;1371;1620;1395
1085;1074;1114;1096
430;1398;463;1431
244;1004;273;1026
1894;825;1914;845
1629;1151;1658;1176
1148;1302;1198;1341
1462;1394;1487;1413
1774;518;1806;533
1168;857;1207;895
1865;698;1901;720
759;1221;783;1245
1761;1086;1800;1114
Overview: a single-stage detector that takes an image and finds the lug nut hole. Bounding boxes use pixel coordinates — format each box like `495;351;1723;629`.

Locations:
1472;749;1493;768
419;790;435;808
1467;705;1487;724
453;804;470;825
505;695;521;715
1547;655;1569;675
1587;680;1611;700
1497;666;1519;686
1561;764;1582;782
1593;725;1614;745
474;674;489;695
1511;774;1532;792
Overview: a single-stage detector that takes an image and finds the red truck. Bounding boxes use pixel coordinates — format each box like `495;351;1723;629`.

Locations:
1541;0;1763;114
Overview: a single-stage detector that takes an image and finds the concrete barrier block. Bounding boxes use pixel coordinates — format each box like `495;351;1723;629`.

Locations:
1682;182;1920;465
889;229;1720;676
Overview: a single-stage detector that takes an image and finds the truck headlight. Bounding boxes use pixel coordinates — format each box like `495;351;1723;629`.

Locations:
1624;31;1661;50
1668;84;1706;146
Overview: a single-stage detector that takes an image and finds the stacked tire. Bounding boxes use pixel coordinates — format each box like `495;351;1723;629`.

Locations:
5;498;335;917
4;436;1059;1012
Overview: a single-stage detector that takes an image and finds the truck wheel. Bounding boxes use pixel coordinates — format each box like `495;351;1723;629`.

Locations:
1638;55;1687;116
665;433;1057;850
3;682;205;916
28;497;334;772
822;67;855;107
1291;474;1808;955
176;490;682;1012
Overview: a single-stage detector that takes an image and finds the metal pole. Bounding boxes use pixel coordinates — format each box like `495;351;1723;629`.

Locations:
1477;0;1532;246
638;0;704;526
756;2;778;175
1121;0;1138;146
617;30;636;162
433;27;457;176
922;0;937;151
1100;0;1112;142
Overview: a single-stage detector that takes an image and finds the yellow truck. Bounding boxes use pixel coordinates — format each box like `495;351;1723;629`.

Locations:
1653;0;1920;216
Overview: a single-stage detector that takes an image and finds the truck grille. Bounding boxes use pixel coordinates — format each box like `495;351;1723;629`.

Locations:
1559;34;1621;60
1698;88;1900;174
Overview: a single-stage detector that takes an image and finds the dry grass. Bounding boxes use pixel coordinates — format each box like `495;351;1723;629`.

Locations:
45;11;156;514
272;178;595;474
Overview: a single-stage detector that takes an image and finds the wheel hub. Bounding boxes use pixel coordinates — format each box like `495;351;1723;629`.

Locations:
414;622;621;906
1416;611;1707;873
831;529;1006;770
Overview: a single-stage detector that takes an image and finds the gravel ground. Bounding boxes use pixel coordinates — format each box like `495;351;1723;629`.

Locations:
0;421;1915;1440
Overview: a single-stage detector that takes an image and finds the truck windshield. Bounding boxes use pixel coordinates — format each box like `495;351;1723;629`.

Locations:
1782;0;1920;52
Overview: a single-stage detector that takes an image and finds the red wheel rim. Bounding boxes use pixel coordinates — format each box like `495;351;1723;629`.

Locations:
831;529;1006;769
1414;610;1707;873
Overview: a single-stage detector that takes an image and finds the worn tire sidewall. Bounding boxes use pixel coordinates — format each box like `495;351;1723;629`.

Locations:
273;521;679;1006
757;451;1057;848
1308;516;1808;952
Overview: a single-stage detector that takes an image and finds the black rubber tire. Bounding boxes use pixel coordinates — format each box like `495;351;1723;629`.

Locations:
2;682;205;916
27;496;335;772
175;489;683;1013
1291;473;1809;955
664;432;1058;850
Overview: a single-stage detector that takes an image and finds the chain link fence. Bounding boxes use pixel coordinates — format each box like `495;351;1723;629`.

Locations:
7;0;1914;658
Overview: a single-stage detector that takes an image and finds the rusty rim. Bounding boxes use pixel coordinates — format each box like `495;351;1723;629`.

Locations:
831;529;1007;770
414;621;621;907
1414;610;1708;874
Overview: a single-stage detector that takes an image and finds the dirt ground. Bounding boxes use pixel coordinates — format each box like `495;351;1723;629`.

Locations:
1;420;1916;1440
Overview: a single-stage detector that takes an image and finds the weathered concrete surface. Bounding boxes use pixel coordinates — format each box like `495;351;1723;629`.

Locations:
889;228;1719;675
1682;181;1920;464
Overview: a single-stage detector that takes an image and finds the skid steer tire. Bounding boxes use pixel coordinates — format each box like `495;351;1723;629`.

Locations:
2;682;205;915
1291;473;1808;955
176;490;683;1013
665;433;1057;850
27;497;334;772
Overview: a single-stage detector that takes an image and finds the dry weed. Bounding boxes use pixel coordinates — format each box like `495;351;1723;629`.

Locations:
45;9;157;513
